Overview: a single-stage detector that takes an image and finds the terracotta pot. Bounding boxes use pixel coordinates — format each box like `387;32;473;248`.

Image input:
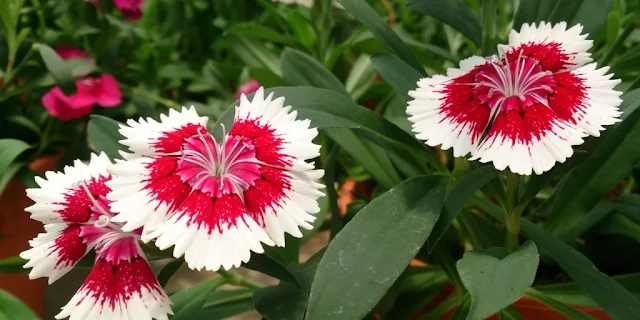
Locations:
413;285;610;320
0;154;62;318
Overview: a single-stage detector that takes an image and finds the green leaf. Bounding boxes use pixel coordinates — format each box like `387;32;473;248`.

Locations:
37;43;76;95
526;288;593;320
544;96;640;235
254;248;325;320
254;264;308;320
226;23;299;46
66;58;96;78
242;253;298;285
280;50;404;188
306;175;447;320
287;10;316;50
512;0;613;38
0;139;30;176
170;277;227;316
87;115;125;160
325;129;402;190
571;0;614;37
0;256;26;273
521;218;640;319
281;48;349;96
385;267;449;319
336;0;424;74
370;52;421;103
407;0;483;47
427;166;499;251
0;288;38;320
230;36;282;78
215;87;443;171
157;258;184;287
0;162;24;196
457;241;539;320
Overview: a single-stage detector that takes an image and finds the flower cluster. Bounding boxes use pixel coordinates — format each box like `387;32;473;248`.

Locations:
21;88;325;319
407;22;623;175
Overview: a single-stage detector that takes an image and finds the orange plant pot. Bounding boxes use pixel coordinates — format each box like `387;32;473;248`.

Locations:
0;154;62;318
414;285;610;320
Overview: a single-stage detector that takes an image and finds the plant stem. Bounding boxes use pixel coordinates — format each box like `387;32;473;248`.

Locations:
504;171;521;252
481;0;497;56
217;269;264;289
602;22;636;65
30;0;46;36
380;0;396;26
0;43;36;93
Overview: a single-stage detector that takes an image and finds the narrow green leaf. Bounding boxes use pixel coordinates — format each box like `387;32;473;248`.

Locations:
325;129;402;190
281;48;349;96
0;162;24;197
287;10;317;50
0;256;27;273
170;277;227;316
306;175;447;320
226;23;299;46
280;50;404;188
157;258;184;287
0;139;30;176
427;166;499;251
0;289;39;320
407;0;482;47
38;43;76;94
526;288;594;320
521;218;640;319
214;87;442;171
457;241;539;320
571;0;614;37
87;115;125;160
254;264;308;320
242;253;298;285
545;95;640;234
336;0;424;74
370;52;421;103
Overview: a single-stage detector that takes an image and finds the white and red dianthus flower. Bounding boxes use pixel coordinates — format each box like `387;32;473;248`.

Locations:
20;153;171;320
107;88;325;271
407;22;622;175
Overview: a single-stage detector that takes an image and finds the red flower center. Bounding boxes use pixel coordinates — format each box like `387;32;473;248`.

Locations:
473;54;557;112
175;128;262;199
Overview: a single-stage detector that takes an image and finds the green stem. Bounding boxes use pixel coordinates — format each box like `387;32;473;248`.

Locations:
323;144;343;239
504;171;522;252
217;269;264;289
0;43;36;93
602;22;636;65
122;85;181;109
30;0;46;36
481;0;497;56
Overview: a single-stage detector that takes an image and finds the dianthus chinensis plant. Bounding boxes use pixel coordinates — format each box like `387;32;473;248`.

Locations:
3;0;640;319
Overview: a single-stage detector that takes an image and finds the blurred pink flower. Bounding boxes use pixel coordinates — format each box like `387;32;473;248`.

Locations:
42;75;122;121
54;46;93;61
114;0;144;21
235;79;261;99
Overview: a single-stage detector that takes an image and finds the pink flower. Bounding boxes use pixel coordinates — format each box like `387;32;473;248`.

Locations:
54;46;93;62
42;74;122;121
407;22;622;175
20;154;172;320
107;88;325;271
235;79;262;99
114;0;144;21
